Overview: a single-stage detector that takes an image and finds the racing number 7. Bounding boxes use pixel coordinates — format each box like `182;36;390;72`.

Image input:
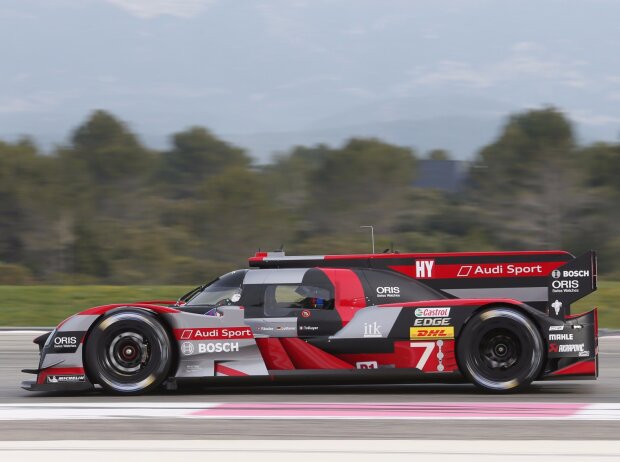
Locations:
409;342;435;370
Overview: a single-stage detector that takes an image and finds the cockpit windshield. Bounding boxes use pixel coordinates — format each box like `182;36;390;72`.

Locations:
180;270;247;307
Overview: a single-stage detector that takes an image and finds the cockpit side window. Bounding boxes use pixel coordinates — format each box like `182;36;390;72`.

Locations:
264;284;335;316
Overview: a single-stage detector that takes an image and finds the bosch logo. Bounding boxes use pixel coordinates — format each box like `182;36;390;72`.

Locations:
198;342;240;353
562;270;590;278
552;269;589;279
181;342;194;355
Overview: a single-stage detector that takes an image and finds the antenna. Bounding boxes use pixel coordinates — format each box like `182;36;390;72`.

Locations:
360;225;375;254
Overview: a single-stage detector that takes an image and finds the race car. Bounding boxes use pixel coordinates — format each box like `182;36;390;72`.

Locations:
22;249;598;394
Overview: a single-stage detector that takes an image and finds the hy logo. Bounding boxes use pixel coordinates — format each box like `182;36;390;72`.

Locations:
415;260;434;278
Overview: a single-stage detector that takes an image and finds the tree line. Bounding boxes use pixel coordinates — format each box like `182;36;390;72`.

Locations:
0;108;618;284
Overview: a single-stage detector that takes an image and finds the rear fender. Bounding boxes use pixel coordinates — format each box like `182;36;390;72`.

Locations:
541;308;598;379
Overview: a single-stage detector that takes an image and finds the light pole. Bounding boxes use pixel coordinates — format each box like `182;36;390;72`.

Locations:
360;225;375;254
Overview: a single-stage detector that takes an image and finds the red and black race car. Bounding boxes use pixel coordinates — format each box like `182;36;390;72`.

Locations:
22;249;598;394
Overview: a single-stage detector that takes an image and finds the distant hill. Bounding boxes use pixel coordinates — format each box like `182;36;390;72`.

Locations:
225;115;504;163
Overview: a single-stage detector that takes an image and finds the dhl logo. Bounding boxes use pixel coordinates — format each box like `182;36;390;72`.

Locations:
410;326;454;340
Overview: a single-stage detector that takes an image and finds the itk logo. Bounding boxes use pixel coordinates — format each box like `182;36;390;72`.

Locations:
363;322;382;338
415;260;434;278
551;300;563;316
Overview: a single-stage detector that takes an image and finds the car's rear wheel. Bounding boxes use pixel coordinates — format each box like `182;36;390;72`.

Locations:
457;307;544;393
85;310;172;394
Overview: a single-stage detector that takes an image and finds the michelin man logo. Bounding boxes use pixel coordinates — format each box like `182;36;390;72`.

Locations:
551;299;563;316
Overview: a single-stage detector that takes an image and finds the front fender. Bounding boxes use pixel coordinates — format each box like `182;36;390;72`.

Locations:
22;303;178;392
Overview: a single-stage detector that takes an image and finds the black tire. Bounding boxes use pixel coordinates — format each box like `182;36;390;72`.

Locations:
457;307;544;393
85;310;173;394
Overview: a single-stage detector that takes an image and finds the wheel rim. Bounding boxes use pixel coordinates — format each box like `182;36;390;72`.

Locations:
462;309;543;391
479;329;520;370
89;311;171;393
107;332;149;374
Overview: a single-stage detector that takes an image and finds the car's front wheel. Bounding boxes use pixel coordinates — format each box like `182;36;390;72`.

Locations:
457;307;544;393
85;310;173;394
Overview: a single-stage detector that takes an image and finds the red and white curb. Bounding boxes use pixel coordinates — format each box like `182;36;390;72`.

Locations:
3;402;620;420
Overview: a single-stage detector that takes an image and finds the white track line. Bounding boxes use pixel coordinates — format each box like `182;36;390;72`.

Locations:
3;402;620;421
0;330;48;335
0;440;619;462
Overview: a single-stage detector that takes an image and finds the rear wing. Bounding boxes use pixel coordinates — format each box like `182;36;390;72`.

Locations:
547;251;597;319
249;250;597;320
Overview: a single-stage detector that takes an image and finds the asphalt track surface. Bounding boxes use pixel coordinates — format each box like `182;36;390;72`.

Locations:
1;333;620;441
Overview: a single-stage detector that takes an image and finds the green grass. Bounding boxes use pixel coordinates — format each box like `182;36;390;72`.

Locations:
573;280;620;329
0;281;617;328
0;286;192;326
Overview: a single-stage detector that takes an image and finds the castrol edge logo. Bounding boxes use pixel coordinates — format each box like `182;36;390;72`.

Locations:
415;307;451;318
410;326;454;340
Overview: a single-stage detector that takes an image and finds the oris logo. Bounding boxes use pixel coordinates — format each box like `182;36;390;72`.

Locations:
54;336;77;345
552;280;579;290
376;286;400;294
50;332;83;353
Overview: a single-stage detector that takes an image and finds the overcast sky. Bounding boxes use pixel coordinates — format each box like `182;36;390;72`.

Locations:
1;0;619;154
